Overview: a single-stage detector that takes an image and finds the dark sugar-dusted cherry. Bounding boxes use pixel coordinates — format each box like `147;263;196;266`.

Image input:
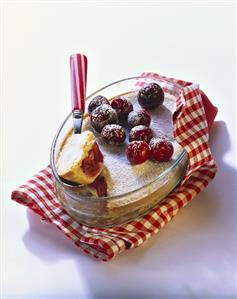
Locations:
90;104;118;132
110;97;133;120
126;141;150;165
88;95;110;114
149;137;174;162
138;83;164;109
101;124;126;145
127;109;151;127
129;125;153;143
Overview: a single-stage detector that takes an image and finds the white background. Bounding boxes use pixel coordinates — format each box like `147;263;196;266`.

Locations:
2;1;236;299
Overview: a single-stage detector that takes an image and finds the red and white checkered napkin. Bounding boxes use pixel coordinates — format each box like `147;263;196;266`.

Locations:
11;73;218;261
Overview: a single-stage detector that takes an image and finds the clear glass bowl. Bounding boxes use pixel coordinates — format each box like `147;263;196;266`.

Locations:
50;76;188;227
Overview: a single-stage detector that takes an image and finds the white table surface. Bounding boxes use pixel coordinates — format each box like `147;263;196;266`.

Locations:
2;2;236;298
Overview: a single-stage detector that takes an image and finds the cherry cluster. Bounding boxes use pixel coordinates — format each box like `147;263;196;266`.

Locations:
88;83;173;164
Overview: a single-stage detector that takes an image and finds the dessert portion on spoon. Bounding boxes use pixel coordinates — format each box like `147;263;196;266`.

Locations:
57;130;104;185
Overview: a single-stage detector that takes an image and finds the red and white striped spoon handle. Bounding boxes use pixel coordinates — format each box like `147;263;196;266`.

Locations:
70;54;88;113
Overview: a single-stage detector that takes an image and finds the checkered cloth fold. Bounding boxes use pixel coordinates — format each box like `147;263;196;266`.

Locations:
11;73;218;261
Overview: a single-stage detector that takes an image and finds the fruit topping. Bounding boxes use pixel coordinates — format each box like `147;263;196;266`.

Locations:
127;109;151;127
81;142;104;176
126;141;150;165
138;83;164;109
90;104;118;132
149;137;174;162
88;95;110;114
129;125;153;143
89;175;108;197
110;97;133;120
101;124;126;145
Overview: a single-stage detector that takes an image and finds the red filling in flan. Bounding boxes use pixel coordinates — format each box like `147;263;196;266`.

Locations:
81;142;104;177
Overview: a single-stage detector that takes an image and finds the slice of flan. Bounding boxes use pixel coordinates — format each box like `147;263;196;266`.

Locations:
57;130;104;185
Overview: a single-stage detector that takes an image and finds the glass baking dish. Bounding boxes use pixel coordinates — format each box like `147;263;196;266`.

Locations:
50;76;188;227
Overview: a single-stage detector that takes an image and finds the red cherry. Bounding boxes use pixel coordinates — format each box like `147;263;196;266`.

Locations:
138;83;164;109
101;124;126;145
129;125;153;143
88;95;110;114
127;109;151;127
90;104;118;132
149;137;174;161
126;141;150;165
110;97;133;120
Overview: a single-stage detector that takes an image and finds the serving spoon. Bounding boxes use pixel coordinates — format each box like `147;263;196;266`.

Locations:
57;53;88;189
70;53;88;134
